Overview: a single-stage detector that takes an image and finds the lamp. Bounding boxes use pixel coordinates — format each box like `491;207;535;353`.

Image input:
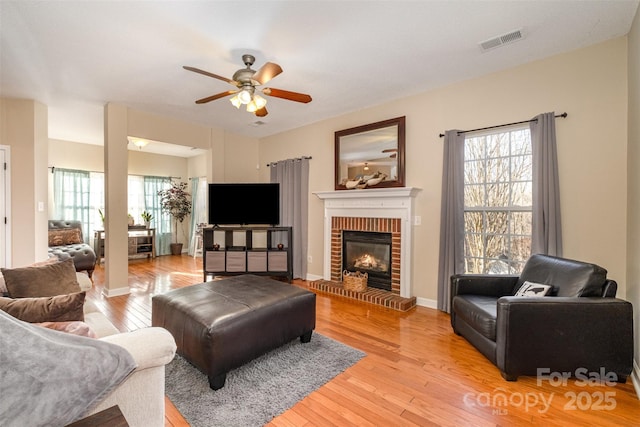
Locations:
363;162;370;171
246;94;267;113
128;137;149;150
229;95;241;109
237;87;253;104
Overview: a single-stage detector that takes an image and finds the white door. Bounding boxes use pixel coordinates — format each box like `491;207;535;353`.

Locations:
0;146;11;268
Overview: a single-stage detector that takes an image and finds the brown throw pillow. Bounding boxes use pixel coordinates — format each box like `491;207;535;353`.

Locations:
0;292;85;322
48;228;83;246
0;257;59;295
2;258;80;298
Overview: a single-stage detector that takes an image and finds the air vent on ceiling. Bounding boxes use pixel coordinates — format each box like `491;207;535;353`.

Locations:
479;28;524;52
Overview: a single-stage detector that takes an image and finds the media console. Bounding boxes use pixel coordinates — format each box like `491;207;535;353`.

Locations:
202;226;293;282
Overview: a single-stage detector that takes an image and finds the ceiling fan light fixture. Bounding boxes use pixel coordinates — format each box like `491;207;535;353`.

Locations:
246;99;258;113
238;87;253;104
363;162;370;171
229;95;241;108
253;94;267;109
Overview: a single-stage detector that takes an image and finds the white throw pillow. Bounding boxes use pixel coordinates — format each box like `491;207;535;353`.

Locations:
515;281;553;297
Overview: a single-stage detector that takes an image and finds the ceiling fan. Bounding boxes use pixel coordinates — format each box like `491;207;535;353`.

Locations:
183;54;312;117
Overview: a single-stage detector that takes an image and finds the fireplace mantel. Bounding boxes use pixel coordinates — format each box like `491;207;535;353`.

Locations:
315;187;421;298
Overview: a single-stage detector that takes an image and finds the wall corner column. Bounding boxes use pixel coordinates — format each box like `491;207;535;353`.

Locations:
103;103;130;296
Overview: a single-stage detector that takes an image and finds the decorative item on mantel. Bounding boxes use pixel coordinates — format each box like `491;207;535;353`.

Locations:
343;171;387;190
342;270;368;292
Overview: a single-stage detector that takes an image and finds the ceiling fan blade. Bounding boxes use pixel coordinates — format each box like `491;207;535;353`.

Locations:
183;66;236;85
262;87;312;103
195;90;237;104
252;62;283;85
382;148;398;153
255;107;268;117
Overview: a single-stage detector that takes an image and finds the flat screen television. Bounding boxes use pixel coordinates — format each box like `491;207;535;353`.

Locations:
208;183;280;226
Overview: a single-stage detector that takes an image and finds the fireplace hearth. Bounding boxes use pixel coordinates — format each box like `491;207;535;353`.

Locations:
315;187;421;298
342;230;392;291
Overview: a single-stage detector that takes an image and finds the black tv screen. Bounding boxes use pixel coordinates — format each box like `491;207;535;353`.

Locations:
208;183;280;226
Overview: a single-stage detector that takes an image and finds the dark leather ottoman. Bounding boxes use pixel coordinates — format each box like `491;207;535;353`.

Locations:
151;274;316;390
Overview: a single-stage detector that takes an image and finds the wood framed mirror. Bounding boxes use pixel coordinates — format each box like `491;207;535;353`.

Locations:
334;116;405;190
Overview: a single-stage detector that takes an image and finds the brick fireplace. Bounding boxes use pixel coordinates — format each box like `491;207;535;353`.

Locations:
314;187;420;309
332;217;400;293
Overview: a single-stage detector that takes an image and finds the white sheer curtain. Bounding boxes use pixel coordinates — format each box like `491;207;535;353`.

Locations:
144;176;172;255
127;176;145;224
53;168;92;243
270;158;309;279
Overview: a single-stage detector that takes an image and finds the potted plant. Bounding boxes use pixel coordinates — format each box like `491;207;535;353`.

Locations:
141;211;153;228
157;181;192;255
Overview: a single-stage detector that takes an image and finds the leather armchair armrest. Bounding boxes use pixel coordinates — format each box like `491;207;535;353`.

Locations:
451;274;518;298
495;297;633;380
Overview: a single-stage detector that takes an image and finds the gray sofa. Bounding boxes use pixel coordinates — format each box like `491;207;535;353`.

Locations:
48;220;97;278
450;254;634;382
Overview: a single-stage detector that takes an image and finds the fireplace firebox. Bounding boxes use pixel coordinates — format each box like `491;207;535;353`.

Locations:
342;230;392;291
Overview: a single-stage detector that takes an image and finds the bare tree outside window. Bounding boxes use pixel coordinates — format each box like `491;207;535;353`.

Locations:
463;127;532;274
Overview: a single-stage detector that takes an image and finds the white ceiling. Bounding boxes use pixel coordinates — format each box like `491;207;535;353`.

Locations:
1;1;638;158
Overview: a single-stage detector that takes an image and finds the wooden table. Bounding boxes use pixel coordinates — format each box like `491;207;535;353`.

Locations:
66;405;129;427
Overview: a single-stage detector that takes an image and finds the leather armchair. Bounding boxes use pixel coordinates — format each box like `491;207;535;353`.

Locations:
450;254;633;381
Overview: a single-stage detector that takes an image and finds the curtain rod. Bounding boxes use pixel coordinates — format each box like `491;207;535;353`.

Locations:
266;156;312;167
438;112;567;138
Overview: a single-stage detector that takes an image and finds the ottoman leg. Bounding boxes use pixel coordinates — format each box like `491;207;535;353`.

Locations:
300;330;313;343
208;373;227;390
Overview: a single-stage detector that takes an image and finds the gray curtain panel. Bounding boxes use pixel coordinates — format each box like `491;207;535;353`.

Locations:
270;158;309;279
436;130;465;312
530;112;563;256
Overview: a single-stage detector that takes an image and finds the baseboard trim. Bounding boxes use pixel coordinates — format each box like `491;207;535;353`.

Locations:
416;297;438;310
102;286;130;297
631;360;640;400
305;273;323;281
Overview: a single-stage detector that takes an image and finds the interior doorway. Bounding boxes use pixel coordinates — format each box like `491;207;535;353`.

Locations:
0;146;11;268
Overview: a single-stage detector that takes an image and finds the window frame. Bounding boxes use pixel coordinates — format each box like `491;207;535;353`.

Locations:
462;125;533;274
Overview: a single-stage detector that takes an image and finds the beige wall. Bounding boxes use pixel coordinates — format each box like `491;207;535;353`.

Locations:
127;109;211;149
260;37;629;304
216;132;260;183
626;7;640;383
0;98;49;266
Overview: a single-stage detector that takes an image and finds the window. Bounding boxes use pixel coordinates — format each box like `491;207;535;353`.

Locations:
52;169;172;254
463;126;532;274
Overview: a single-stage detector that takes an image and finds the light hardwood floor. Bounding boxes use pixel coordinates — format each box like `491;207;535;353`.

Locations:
88;256;640;426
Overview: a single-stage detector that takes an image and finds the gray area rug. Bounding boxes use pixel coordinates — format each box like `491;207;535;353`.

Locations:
165;333;365;427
